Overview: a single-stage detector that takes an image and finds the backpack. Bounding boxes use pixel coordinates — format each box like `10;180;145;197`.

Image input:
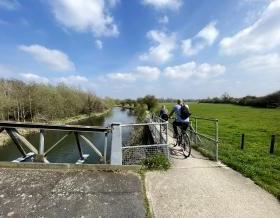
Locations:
161;113;168;121
180;105;191;120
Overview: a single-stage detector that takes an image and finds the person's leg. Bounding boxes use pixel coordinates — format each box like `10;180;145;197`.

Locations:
182;122;189;132
173;121;179;137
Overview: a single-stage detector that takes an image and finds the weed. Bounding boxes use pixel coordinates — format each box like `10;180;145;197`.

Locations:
142;154;171;171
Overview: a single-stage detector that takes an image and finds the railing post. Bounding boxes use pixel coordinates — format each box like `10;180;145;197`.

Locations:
159;123;162;143
166;122;168;144
39;129;45;155
215;120;219;161
34;129;49;163
111;123;122;165
104;132;108;164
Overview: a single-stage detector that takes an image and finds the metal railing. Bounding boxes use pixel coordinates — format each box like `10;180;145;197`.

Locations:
0;121;110;164
109;118;169;165
0;114;218;165
190;116;219;161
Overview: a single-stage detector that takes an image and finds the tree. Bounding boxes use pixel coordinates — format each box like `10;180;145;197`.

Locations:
142;95;158;111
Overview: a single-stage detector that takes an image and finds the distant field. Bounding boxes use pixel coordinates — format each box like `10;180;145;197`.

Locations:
160;102;280;199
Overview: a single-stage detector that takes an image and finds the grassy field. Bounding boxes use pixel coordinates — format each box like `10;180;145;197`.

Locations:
159;103;280;200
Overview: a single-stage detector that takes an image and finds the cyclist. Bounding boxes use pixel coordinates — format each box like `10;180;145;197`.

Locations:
159;105;169;121
169;99;190;138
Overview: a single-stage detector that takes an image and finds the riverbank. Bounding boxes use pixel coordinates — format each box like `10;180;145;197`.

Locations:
0;108;112;147
51;108;111;125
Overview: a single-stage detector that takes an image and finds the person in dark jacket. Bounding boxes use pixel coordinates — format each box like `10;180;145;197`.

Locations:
159;105;168;121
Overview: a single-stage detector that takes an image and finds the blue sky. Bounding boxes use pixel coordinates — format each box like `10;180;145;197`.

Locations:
0;0;279;99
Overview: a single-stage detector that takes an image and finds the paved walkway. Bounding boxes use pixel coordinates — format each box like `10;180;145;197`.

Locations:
0;168;145;218
145;148;280;218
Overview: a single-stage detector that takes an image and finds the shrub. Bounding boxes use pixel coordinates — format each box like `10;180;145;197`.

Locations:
142;154;170;170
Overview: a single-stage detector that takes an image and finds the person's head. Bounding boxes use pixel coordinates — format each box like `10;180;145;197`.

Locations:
177;99;182;105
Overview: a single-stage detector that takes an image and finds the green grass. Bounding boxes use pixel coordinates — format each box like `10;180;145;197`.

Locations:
160;102;280;200
142;154;171;171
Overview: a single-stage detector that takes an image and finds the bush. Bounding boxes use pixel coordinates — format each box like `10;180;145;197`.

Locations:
142;154;170;170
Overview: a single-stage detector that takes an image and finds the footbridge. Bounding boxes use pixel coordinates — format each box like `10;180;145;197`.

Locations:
0;114;219;165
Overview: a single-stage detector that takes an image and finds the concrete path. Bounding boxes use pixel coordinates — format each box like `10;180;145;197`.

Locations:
0;168;145;218
145;149;280;218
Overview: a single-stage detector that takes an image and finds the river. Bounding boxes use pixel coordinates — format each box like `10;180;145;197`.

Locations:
0;107;136;164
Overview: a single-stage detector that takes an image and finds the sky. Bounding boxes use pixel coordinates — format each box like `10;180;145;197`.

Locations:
0;0;279;99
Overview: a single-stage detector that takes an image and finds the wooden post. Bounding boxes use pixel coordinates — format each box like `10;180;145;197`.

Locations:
270;135;275;154
241;134;245;150
195;118;198;145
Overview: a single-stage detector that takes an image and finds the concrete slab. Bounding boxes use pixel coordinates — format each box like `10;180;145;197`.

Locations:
0;168;146;218
146;149;280;218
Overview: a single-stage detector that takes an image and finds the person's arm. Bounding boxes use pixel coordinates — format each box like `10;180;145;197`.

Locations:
169;107;175;118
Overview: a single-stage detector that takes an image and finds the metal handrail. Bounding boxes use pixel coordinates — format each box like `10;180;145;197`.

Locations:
0;121;110;132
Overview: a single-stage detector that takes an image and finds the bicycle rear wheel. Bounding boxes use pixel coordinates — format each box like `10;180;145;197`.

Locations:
182;133;191;158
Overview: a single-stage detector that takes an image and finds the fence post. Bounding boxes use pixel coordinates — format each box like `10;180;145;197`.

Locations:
270;135;275;154
241;134;245;150
111;123;122;165
215;120;219;161
195;118;198;145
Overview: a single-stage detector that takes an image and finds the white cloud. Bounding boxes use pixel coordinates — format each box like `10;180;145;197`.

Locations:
196;63;226;78
197;22;219;45
182;22;219;56
142;0;182;10
19;44;75;72
164;62;225;79
158;15;169;24
20;73;49;84
140;30;176;64
0;0;20;10
50;0;119;37
95;40;103;49
136;66;161;80
239;53;280;72
57;75;88;85
104;66;161;82
106;73;136;82
220;0;280;55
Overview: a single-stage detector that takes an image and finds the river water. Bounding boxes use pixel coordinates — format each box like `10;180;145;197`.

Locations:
0;107;136;164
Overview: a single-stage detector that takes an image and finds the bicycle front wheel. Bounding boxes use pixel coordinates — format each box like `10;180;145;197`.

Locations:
182;134;191;158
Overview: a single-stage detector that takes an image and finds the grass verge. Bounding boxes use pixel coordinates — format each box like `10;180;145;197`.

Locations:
159;102;280;200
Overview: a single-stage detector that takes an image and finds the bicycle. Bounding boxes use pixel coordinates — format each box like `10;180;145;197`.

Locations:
174;125;191;158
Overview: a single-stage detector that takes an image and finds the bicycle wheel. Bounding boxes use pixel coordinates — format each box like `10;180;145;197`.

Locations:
182;133;191;158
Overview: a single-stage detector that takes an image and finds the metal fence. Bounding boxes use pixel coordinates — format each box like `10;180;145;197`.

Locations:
119;119;169;165
167;116;219;161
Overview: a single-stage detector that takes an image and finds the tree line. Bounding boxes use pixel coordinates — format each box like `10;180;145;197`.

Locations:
0;79;110;122
118;95;159;121
199;90;280;108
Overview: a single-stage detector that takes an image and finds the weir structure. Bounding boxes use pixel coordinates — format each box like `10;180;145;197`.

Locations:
0;114;219;165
